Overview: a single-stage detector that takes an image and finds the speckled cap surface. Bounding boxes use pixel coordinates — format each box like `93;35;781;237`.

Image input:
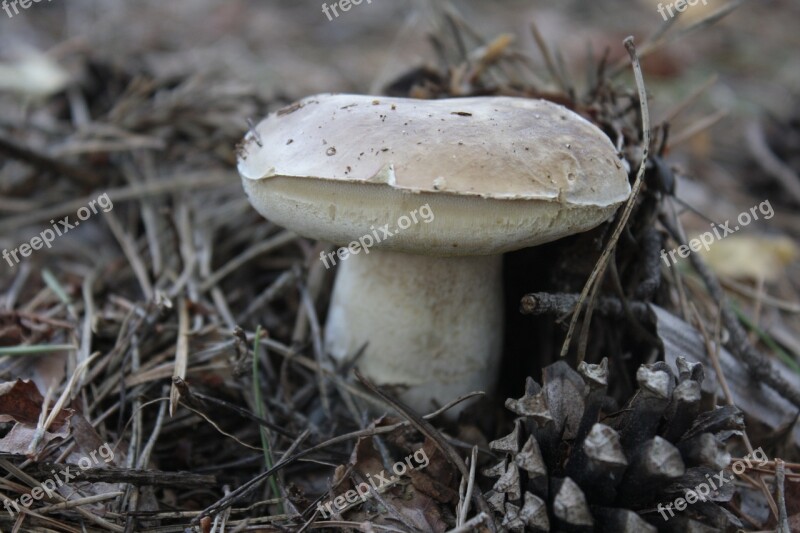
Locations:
238;94;631;256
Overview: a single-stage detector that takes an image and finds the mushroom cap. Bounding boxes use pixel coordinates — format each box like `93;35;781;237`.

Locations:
238;93;630;256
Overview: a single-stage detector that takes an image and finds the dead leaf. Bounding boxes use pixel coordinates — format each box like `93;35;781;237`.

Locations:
0;380;73;457
326;431;452;532
0;422;68;456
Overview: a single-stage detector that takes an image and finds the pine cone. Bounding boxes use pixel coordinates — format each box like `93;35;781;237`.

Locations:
484;358;746;532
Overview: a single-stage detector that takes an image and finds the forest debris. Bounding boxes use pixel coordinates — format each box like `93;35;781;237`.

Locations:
0;380;72;457
654;305;800;448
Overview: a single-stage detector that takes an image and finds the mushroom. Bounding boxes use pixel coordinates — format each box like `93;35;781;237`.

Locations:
237;93;630;415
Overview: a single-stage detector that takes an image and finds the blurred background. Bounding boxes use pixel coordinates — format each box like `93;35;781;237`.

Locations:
2;0;799;269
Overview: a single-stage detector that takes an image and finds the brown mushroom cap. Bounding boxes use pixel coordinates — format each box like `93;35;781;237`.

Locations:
238;93;630;256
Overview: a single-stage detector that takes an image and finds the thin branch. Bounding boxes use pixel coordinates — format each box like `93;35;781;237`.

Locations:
559;36;651;362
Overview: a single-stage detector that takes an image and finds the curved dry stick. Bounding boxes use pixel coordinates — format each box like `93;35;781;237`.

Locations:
559;36;651;363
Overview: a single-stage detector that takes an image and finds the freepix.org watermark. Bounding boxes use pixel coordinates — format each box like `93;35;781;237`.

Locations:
321;0;371;22
2;0;54;19
660;199;773;268
316;447;429;518
656;447;768;521
3;192;113;269
657;0;708;21
319;203;434;269
2;442;115;517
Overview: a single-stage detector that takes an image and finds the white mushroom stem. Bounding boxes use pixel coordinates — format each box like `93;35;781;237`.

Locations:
324;249;503;415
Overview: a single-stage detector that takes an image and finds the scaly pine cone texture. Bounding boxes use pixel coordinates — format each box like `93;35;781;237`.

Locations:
484;358;746;532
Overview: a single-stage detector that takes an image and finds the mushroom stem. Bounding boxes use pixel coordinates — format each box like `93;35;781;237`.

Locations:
324;249;503;416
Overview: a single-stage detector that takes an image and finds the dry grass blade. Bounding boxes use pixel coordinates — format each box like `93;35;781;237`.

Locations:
298;284;331;418
445;512;491;533
104;210;154;300
35;492;125;514
457;445;479;526
775;460;790;533
691;305;778;518
26;383;55;457
529;21;568;94
42;351;100;432
308;521;406;532
199;231;297;292
169;298;189;417
668;108;729;148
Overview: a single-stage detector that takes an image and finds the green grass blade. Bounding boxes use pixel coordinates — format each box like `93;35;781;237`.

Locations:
252;326;283;512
